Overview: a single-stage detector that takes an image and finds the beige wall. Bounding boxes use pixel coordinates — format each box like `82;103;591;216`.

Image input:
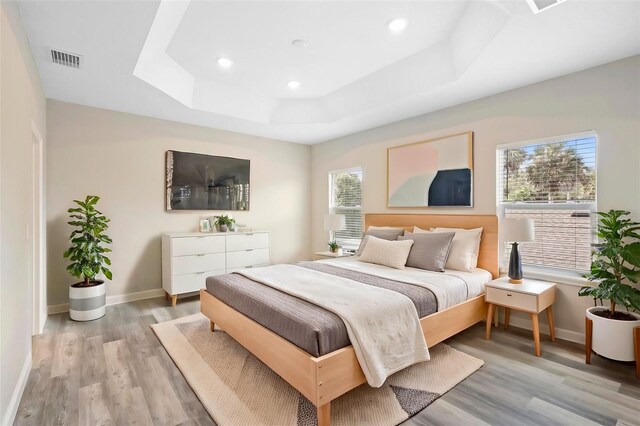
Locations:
0;1;47;422
46;100;311;306
311;55;640;340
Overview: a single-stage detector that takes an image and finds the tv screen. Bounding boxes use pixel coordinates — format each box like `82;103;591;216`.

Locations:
166;150;250;211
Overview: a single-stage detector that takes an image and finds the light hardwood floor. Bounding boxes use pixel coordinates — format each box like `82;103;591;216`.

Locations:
15;296;640;426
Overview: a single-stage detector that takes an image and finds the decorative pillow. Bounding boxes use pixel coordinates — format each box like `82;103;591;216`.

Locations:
431;227;483;271
355;227;405;256
398;232;455;272
358;236;414;269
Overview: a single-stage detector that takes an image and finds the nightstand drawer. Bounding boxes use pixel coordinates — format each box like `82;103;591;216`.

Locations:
486;287;537;312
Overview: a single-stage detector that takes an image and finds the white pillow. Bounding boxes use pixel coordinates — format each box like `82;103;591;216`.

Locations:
413;226;431;233
431;227;483;272
358;236;414;269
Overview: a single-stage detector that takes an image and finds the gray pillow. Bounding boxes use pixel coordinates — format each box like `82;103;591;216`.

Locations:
398;232;455;272
355;228;405;256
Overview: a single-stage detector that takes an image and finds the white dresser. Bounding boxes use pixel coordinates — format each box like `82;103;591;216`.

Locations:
162;231;270;306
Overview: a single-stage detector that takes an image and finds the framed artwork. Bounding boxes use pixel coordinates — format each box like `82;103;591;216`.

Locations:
387;132;473;207
199;219;212;233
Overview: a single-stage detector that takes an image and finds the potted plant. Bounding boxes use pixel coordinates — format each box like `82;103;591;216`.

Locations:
579;210;640;361
215;215;235;232
328;241;341;254
63;195;113;321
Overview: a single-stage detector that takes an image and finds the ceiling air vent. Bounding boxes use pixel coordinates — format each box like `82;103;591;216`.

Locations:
526;0;567;14
50;49;81;69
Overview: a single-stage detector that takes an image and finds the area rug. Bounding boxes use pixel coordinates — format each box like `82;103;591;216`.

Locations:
151;313;483;426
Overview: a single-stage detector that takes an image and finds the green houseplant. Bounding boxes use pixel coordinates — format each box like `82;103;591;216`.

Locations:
215;214;235;232
63;195;112;321
579;210;640;361
328;241;340;254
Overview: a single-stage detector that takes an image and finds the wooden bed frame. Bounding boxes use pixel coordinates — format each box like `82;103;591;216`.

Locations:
200;214;498;426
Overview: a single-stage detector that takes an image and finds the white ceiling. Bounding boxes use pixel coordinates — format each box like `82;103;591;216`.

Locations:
17;0;640;144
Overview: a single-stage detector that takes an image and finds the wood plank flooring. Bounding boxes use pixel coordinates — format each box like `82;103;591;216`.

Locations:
14;296;640;426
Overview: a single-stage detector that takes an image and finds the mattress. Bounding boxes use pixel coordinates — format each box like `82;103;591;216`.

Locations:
205;259;492;357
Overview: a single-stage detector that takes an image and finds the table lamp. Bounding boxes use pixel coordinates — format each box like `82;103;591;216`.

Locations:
503;218;535;284
324;214;346;252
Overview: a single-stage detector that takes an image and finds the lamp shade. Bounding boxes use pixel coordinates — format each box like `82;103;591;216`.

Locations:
503;218;535;243
324;214;346;232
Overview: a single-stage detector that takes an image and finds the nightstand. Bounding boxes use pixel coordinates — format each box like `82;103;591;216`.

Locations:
485;277;557;356
315;251;354;259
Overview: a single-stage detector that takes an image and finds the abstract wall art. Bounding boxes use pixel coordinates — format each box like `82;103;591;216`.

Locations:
387;132;473;207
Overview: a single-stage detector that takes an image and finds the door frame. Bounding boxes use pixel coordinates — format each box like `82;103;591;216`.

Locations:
31;120;46;335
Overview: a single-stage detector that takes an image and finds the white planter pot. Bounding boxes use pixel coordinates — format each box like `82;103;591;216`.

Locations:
69;281;106;321
586;306;640;362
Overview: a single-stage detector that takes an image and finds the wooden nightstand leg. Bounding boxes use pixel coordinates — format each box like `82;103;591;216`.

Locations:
585;317;593;364
494;307;500;328
171;295;177;307
485;304;495;340
210;320;215;332
546;306;556;342
531;313;541;357
634;326;639;379
504;308;510;330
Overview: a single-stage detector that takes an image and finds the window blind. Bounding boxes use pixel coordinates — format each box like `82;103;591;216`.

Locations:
329;167;363;248
497;134;597;272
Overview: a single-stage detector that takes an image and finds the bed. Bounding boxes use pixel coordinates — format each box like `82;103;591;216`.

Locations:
200;214;498;426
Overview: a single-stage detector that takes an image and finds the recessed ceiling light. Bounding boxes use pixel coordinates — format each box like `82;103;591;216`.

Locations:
292;39;307;48
217;57;233;68
287;80;301;89
387;17;408;33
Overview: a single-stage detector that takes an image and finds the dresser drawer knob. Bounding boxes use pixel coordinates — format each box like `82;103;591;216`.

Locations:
246;249;254;252
507;293;512;297
197;253;205;256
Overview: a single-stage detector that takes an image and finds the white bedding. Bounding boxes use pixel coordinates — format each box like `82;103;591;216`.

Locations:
237;264;429;387
317;256;492;310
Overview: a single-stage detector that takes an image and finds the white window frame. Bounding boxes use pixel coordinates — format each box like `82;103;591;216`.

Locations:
496;130;597;282
328;166;363;251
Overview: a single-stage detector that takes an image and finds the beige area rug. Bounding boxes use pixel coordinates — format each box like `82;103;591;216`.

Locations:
151;313;483;426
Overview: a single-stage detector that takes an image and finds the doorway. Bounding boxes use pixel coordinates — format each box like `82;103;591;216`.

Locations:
31;121;45;335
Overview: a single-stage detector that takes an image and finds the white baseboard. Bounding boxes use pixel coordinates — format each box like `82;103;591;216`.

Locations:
106;288;165;305
48;288;165;315
507;316;585;344
2;351;32;426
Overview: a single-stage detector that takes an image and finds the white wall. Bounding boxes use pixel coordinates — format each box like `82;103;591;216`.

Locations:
0;1;47;423
311;55;640;340
46;100;311;307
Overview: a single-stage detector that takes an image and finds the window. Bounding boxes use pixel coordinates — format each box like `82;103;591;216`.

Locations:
329;167;363;250
497;132;597;272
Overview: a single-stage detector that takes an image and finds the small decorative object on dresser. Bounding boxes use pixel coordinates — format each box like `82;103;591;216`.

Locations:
214;214;235;232
502;218;535;284
199;219;212;233
485;277;556;356
324;213;346;252
579;210;640;377
63;195;112;321
162;231;270;306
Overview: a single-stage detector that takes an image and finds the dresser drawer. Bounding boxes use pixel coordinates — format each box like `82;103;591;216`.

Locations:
173;253;225;275
486;287;537;312
226;233;269;252
171;269;226;294
172;236;225;256
226;248;270;269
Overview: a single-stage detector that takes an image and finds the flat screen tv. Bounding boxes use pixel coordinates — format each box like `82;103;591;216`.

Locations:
166;150;250;211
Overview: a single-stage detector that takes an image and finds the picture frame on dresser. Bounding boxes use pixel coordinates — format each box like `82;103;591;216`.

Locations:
162;231;270;306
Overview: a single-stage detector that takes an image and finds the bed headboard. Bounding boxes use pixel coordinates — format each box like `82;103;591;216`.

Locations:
364;213;499;278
